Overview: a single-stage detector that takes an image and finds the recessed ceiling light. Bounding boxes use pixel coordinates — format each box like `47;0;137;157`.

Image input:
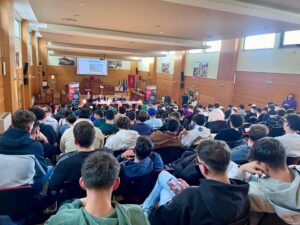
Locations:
159;31;164;34
154;25;160;28
79;3;85;6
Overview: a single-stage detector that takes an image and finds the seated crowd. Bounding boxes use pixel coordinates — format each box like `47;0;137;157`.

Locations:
0;99;300;225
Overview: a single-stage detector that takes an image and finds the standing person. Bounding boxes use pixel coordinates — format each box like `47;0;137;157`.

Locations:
282;93;297;110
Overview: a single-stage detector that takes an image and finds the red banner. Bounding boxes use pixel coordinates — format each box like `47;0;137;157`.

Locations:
127;74;136;89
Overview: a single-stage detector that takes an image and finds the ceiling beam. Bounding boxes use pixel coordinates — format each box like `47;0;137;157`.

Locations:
39;23;208;48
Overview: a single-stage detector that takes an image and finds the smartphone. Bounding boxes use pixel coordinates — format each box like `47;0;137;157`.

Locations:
168;177;181;191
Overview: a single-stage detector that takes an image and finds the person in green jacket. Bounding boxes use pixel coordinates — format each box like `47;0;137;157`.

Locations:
45;151;149;225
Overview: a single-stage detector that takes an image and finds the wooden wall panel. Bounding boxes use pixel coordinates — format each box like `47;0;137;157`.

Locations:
156;73;173;101
233;71;300;107
45;65;131;92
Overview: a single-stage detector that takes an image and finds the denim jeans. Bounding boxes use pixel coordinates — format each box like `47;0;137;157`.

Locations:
142;171;176;214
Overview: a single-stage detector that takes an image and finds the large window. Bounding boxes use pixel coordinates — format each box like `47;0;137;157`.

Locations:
243;33;276;50
188;40;221;54
280;30;300;47
14;18;21;38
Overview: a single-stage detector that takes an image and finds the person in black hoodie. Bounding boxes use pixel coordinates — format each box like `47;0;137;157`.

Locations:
215;114;245;148
142;140;250;225
0;110;48;189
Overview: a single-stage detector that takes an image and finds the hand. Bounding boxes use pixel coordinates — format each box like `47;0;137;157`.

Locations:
180;129;188;138
239;161;266;177
36;131;49;144
121;149;135;160
168;178;189;195
80;197;87;206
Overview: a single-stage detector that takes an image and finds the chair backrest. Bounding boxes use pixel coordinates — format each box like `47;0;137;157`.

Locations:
0;186;34;221
154;146;185;164
258;213;289;225
116;170;160;204
58;180;86;205
206;120;227;133
287;156;300;165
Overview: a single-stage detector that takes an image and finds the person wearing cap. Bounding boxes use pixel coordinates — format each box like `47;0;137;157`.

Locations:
145;108;163;130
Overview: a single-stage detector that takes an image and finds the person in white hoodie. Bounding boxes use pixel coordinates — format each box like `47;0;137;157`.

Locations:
208;102;225;122
180;114;211;147
105;116;139;151
228;137;300;225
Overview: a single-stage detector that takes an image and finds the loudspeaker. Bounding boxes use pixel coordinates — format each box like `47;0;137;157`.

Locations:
136;67;139;74
23;77;28;85
180;82;184;89
180;71;184;82
23;62;29;76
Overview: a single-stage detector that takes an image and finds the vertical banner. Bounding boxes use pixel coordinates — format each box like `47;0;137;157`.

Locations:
68;82;80;105
128;74;136;89
146;85;157;104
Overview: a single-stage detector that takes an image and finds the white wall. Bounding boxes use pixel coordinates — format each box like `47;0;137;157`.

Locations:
184;52;220;79
237;34;300;74
156;54;175;74
138;57;154;72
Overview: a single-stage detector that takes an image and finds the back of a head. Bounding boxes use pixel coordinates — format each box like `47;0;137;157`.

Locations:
28;107;45;121
169;112;181;121
213;102;220;108
66;114;77;124
137;111;149;122
126;111;136;122
79;108;91;119
135;136;154;160
277;108;286;117
30;120;40;135
12;110;36;130
249;137;286;170
249;124;269;142
81;151;120;189
166;118;179;132
119;106;126;114
73;121;95;148
229;114;244;128
285;113;300;131
192;114;206;126
105;109;115;120
148;108;156;117
196;140;230;172
94;109;104;118
116;116;131;129
286;109;295;114
268;104;275;112
239;104;245;110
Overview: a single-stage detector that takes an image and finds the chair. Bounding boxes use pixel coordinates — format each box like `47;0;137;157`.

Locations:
154;146;185;164
206;120;227;133
115;170;160;204
287;156;300;165
258;213;289;225
229;215;249;225
0;186;35;221
57;180;86;205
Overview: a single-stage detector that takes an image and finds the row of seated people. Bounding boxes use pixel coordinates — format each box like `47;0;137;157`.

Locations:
0;99;300;224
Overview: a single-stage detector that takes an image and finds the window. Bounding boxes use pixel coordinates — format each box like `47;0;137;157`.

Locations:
244;33;276;50
188;40;221;54
14;18;21;38
281;30;300;47
205;40;221;52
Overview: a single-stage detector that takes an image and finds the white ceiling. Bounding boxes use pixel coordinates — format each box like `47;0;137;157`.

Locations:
15;0;300;58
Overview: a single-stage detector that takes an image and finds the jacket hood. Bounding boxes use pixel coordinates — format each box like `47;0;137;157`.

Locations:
0;128;33;150
258;167;300;224
199;178;250;224
195;125;211;138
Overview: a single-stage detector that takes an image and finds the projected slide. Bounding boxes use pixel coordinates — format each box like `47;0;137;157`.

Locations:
77;58;108;75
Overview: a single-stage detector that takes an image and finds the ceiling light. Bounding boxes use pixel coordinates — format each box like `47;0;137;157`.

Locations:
79;3;85;6
159;31;164;34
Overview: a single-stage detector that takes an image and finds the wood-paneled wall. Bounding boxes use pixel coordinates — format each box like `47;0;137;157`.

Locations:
233;71;300;107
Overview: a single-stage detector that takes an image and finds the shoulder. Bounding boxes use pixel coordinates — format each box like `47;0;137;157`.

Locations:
118;203;149;224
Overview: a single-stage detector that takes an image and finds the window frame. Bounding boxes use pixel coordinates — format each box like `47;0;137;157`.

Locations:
279;30;300;48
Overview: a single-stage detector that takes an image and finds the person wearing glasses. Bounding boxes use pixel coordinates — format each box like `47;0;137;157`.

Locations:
275;113;300;157
142;140;250;225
